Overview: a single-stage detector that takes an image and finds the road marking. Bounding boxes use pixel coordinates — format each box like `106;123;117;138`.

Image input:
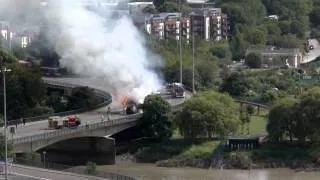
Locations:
12;172;52;180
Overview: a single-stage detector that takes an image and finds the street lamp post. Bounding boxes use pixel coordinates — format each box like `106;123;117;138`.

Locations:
192;25;196;94
179;0;183;85
43;151;46;168
1;67;11;180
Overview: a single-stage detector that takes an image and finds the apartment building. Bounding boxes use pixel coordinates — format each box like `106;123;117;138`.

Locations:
145;8;229;41
0;21;38;49
145;13;190;41
0;21;11;41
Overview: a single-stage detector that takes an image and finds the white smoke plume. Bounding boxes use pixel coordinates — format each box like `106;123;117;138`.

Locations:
0;0;163;103
44;0;163;103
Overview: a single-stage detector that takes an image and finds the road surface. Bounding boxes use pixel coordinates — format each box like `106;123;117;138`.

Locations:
1;164;108;180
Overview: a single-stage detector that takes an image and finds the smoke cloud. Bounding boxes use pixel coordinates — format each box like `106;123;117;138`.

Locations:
1;0;163;103
44;0;163;103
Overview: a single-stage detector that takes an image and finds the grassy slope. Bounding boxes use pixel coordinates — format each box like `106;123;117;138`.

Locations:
131;139;220;163
249;110;268;135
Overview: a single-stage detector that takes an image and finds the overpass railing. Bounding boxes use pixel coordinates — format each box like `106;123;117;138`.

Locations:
7;80;113;126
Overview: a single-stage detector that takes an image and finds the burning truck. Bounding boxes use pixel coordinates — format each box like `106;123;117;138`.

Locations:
118;96;142;115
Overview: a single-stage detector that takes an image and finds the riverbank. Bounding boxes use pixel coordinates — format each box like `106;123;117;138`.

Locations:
98;164;320;180
125;138;320;171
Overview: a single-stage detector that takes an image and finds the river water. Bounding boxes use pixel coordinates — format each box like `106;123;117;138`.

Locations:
100;164;320;180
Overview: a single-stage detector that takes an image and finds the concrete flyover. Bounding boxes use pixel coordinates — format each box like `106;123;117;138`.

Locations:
6;76;188;165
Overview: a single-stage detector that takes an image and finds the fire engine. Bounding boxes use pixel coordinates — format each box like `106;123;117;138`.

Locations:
48;116;81;129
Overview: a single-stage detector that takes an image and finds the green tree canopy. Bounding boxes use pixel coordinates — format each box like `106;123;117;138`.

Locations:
267;87;320;144
175;91;239;139
0;49;48;119
267;97;298;143
245;53;262;68
220;72;251;96
140;95;173;140
66;87;100;110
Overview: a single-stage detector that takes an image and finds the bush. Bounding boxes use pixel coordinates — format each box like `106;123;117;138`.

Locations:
24;106;54;117
227;152;252;169
245;53;262;68
86;161;97;174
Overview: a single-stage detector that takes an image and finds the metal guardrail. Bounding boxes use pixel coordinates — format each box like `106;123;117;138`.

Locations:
7;80;113;126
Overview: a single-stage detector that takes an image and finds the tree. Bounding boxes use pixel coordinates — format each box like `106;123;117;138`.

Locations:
140;95;173;140
245;53;262;68
310;7;320;27
46;92;67;112
267;97;298;143
220;72;251;96
296;87;320;142
2;65;47;119
0;48;17;64
153;0;190;13
67;87;100;110
244;28;266;45
230;29;247;59
210;43;231;59
142;5;157;14
0;48;48;119
175;91;239;139
267;88;320;144
196;59;220;90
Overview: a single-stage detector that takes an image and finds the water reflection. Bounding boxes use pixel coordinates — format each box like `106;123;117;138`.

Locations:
99;164;320;180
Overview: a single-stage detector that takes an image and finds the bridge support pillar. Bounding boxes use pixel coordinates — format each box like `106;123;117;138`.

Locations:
257;106;260;115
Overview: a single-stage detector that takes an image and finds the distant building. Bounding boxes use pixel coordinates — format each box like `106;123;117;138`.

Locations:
246;47;303;68
0;21;11;41
145;13;190;41
145;8;229;42
190;8;229;41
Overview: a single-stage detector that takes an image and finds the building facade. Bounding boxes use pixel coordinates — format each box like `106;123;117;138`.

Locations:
145;8;229;41
145;13;191;41
0;21;38;49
